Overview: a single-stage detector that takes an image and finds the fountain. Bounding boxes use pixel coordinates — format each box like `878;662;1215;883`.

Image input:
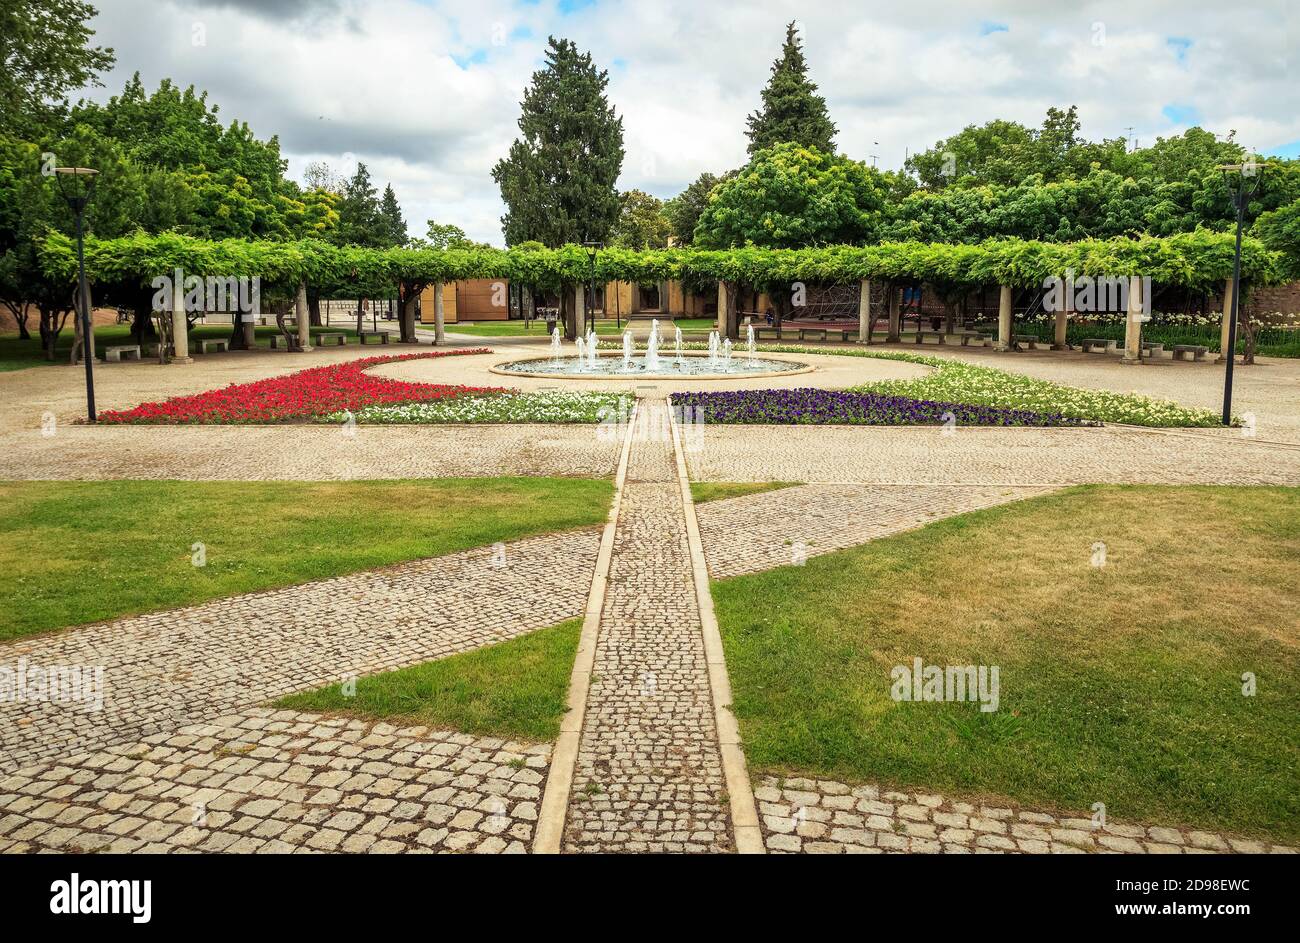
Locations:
746;323;757;364
645;318;661;372
496;322;807;378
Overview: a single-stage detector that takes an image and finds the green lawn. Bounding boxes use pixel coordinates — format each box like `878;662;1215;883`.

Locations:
714;485;1300;841
0;324;364;372
0;477;612;641
445;317;716;338
276;617;581;741
690;481;796;504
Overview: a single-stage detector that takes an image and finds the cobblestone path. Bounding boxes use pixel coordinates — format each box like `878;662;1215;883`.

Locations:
0;530;599;773
562;401;733;852
0;709;547;854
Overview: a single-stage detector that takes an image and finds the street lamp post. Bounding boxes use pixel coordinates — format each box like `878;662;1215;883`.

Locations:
1218;162;1266;426
583;240;602;331
54;167;100;422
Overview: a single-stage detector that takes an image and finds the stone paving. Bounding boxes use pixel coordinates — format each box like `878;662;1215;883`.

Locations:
563;401;732;853
687;425;1300;486
754;776;1296;855
696;483;1049;578
0;708;547;854
1;529;599;773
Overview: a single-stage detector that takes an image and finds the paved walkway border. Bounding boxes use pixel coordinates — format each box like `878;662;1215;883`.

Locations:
669;406;765;854
532;402;639;854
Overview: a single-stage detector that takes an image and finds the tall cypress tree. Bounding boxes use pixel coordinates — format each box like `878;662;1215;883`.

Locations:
378;183;407;247
745;22;837;156
492;37;624;247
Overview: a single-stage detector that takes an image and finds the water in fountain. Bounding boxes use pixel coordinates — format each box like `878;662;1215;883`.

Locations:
674;326;684;365
622;329;634;371
707;330;720;367
746;323;757;364
587;329;599;367
574;336;587;370
550;326;562;361
722;337;734;368
645;318;661;371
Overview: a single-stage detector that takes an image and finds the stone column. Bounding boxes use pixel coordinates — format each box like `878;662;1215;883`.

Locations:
1122;275;1143;364
857;279;871;343
434;282;446;345
1053;276;1070;350
887;285;901;342
575;283;586;338
1218;277;1234;364
717;281;729;336
995;284;1012;351
296;282;311;351
171;279;193;363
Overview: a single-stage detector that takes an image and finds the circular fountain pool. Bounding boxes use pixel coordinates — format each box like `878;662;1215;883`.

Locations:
491;353;812;379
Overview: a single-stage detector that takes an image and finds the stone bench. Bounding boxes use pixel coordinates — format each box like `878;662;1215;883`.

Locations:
315;332;347;347
359;331;390;345
958;331;990;347
1012;334;1041;350
104;345;141;362
914;329;948;345
195;339;228;354
1080;338;1118;353
1173;344;1209;362
754;327;782;341
268;334;298;349
1141;342;1165;359
798;327;829;341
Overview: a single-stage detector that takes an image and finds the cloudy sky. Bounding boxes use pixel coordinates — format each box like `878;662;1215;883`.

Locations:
81;0;1295;245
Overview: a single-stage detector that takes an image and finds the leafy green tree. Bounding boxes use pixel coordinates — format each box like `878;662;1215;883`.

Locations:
745;22;836;156
333;162;386;247
492;36;624;247
1254;199;1300;276
664;172;730;245
609;190;672;248
694;143;884;248
0;0;114;138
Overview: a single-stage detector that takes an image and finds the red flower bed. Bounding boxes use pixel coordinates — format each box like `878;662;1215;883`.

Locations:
96;350;504;424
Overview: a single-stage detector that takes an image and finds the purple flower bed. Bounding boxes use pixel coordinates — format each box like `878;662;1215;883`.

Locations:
669;388;1092;427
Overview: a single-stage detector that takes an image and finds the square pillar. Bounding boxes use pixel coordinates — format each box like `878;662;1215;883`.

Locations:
433;282;446;345
295;283;312;351
1053;279;1070;350
1122;275;1143;364
887;285;901;342
857;279;871;343
994;284;1012;351
170;280;193;363
1218;277;1234;364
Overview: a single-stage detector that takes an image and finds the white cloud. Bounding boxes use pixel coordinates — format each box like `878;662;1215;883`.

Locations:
83;0;1296;245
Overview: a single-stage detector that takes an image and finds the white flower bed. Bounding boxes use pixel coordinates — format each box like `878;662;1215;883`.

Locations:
326;390;632;424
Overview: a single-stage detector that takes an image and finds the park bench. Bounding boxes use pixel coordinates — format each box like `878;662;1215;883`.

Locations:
195;339;228;354
1172;344;1209;362
1012;334;1041;350
754;327;782;341
839;328;861;342
1080;338;1118;353
359;330;390;345
914;329;947;345
798;327;829;341
268;334;297;349
315;332;347;347
1141;342;1165;359
104;345;141;362
957;330;989;347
